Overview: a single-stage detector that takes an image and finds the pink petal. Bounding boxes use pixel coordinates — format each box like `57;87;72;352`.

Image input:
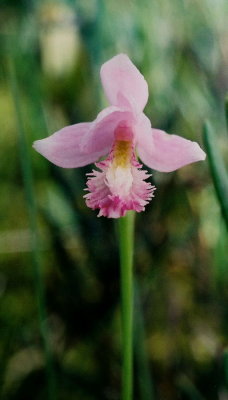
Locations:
100;54;148;113
80;106;134;154
33;123;107;168
137;129;206;172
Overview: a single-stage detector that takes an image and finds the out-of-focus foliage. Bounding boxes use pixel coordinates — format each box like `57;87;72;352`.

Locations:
0;0;227;399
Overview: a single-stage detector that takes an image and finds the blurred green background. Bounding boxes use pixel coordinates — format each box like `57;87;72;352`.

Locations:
0;0;228;399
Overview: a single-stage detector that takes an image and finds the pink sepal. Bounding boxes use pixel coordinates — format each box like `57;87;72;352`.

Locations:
137;129;206;172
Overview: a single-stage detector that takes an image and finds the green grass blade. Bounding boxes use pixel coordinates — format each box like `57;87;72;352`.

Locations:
7;57;57;400
203;121;228;230
224;349;228;391
225;95;228;131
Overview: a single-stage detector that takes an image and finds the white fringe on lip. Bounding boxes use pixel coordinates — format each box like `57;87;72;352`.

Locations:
84;153;156;218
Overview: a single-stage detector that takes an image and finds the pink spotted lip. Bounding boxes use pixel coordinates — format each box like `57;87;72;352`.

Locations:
33;54;206;218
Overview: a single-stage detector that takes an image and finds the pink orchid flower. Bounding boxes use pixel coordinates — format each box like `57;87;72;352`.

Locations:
33;54;206;218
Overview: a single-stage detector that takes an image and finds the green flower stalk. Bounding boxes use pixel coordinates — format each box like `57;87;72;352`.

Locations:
118;211;135;400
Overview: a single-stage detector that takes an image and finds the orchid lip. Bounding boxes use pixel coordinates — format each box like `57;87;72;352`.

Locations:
84;126;156;218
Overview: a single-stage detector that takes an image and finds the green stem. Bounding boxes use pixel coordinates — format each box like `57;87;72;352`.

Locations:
118;211;135;400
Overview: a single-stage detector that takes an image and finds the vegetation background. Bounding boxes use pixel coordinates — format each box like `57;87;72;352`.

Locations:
0;0;227;399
